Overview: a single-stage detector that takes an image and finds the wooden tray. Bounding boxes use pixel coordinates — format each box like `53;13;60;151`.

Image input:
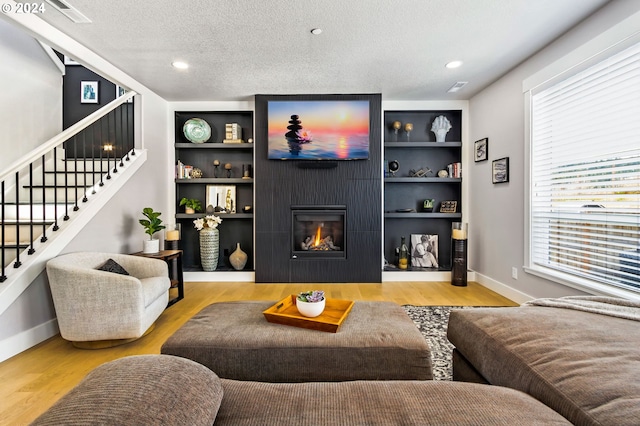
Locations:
263;295;354;333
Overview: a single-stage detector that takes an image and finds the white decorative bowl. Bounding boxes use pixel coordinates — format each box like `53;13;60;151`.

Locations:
296;298;326;318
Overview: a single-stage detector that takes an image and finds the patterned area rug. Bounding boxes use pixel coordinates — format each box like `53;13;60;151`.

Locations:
402;305;476;381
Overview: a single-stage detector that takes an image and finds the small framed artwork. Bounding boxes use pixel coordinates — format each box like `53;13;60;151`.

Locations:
80;81;98;104
206;185;236;213
439;200;457;213
411;234;439;268
64;55;80;65
116;85;133;103
474;138;488;162
492;157;509;184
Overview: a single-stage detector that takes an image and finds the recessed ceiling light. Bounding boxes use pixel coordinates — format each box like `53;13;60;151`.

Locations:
445;61;463;69
310;28;323;35
172;61;189;69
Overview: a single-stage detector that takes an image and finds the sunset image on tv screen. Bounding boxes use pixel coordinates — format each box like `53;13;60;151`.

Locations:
267;100;370;160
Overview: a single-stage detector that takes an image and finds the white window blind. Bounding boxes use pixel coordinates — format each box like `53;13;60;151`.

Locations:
530;40;640;294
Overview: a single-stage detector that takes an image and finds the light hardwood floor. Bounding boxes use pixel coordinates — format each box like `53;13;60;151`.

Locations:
0;280;517;425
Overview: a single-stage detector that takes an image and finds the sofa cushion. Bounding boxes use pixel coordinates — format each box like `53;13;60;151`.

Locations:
447;306;640;425
31;355;222;426
215;379;571;425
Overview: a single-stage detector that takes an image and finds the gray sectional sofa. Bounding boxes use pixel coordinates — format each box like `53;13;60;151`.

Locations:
31;355;571;425
447;300;640;425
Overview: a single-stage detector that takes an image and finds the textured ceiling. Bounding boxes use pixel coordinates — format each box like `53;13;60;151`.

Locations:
19;0;609;101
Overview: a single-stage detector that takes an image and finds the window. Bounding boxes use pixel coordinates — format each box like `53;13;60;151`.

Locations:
527;39;640;297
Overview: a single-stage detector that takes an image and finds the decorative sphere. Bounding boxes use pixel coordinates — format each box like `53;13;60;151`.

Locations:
213;159;220;166
392;121;402;130
224;163;232;170
404;123;414;132
191;168;203;178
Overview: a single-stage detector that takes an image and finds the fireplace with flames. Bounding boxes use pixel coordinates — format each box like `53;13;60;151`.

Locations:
291;205;346;259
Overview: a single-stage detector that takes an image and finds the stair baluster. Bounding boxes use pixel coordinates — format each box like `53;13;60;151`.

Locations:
27;164;35;255
119;107;126;166
91;123;97;194
111;111;118;175
40;155;47;243
1;181;5;282
104;114;111;181
72;135;79;212
52;148;59;231
63;143;69;221
13;172;21;268
82;131;88;203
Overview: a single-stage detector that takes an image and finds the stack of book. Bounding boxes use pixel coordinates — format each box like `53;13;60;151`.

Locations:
176;160;193;179
447;162;462;178
224;123;243;143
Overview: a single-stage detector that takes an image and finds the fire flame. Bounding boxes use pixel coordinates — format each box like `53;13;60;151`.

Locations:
313;224;322;247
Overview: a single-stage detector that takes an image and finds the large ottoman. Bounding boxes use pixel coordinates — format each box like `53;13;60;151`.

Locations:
161;300;432;382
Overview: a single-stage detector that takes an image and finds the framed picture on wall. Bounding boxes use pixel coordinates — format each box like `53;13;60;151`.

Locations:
63;55;80;65
492;157;509;184
474;138;488;162
206;185;236;213
80;81;98;104
116;85;133;103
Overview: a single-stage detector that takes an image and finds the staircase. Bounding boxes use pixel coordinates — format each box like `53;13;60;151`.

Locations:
0;91;145;313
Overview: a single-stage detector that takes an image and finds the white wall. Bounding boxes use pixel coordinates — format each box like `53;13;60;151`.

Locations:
468;0;640;303
0;18;62;170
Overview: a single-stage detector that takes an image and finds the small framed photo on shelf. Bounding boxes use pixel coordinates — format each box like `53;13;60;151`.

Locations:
439;201;457;213
492;157;509;184
474;138;488;162
410;234;439;268
206;185;236;213
80;81;98;104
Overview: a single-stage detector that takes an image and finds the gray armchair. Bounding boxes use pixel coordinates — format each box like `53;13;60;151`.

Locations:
46;252;170;348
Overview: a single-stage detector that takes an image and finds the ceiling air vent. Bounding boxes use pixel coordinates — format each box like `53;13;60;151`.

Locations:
45;0;91;23
447;81;468;93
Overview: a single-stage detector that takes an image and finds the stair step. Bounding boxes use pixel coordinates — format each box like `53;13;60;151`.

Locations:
1;203;73;221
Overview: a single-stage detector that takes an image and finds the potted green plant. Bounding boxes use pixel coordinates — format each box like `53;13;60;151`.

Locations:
180;197;202;214
139;207;166;253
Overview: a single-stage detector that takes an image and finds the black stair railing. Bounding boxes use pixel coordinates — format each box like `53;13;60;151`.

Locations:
0;91;136;283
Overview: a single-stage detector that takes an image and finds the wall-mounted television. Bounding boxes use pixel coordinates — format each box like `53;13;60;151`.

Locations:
267;100;370;160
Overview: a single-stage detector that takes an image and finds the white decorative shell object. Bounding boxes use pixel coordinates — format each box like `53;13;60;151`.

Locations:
431;116;452;142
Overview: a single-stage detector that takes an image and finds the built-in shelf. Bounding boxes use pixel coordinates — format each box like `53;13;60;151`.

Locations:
175;143;254;149
176;178;253;184
385;177;461;183
384;213;462;219
174;110;254;271
383;109;463;271
175;213;253;219
384;141;462;147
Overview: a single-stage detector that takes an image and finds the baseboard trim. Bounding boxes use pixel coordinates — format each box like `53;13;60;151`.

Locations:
0;318;59;363
473;272;533;305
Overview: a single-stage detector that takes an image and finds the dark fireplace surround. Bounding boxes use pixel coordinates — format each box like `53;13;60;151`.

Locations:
255;94;382;283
